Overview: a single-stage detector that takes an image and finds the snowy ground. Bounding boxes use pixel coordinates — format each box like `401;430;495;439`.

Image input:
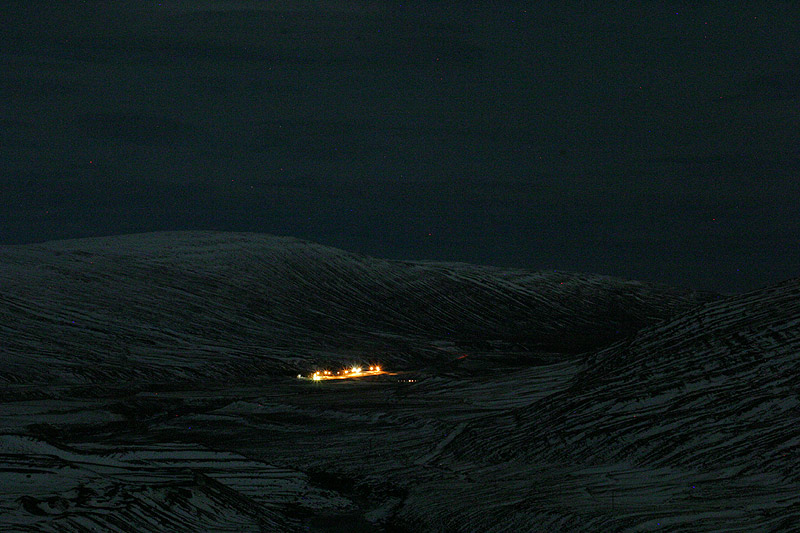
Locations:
1;232;797;531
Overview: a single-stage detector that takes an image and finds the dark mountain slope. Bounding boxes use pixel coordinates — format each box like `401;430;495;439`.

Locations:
0;231;713;386
462;277;800;470
428;277;800;531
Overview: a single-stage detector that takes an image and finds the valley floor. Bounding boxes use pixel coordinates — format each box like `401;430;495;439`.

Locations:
2;359;795;532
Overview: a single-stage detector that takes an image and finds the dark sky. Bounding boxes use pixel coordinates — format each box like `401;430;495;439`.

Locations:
2;1;798;292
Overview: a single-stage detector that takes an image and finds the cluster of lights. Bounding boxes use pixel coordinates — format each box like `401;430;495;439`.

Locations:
298;365;382;381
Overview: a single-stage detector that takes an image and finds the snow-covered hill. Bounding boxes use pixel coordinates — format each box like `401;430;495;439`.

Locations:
456;277;800;466
0;231;712;386
5;232;795;531
422;277;800;531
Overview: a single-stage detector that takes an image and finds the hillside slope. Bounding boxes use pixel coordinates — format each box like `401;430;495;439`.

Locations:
424;278;800;531
0;231;713;386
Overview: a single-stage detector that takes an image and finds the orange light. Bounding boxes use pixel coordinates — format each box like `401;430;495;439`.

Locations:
302;365;387;381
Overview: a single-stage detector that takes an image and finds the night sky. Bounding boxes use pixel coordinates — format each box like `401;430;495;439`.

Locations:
2;1;798;292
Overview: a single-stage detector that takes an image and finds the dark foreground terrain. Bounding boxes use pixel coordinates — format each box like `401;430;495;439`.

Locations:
2;232;798;531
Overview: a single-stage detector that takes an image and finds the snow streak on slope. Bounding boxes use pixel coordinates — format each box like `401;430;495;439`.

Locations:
0;232;713;386
430;278;800;531
0;434;348;532
475;278;800;468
